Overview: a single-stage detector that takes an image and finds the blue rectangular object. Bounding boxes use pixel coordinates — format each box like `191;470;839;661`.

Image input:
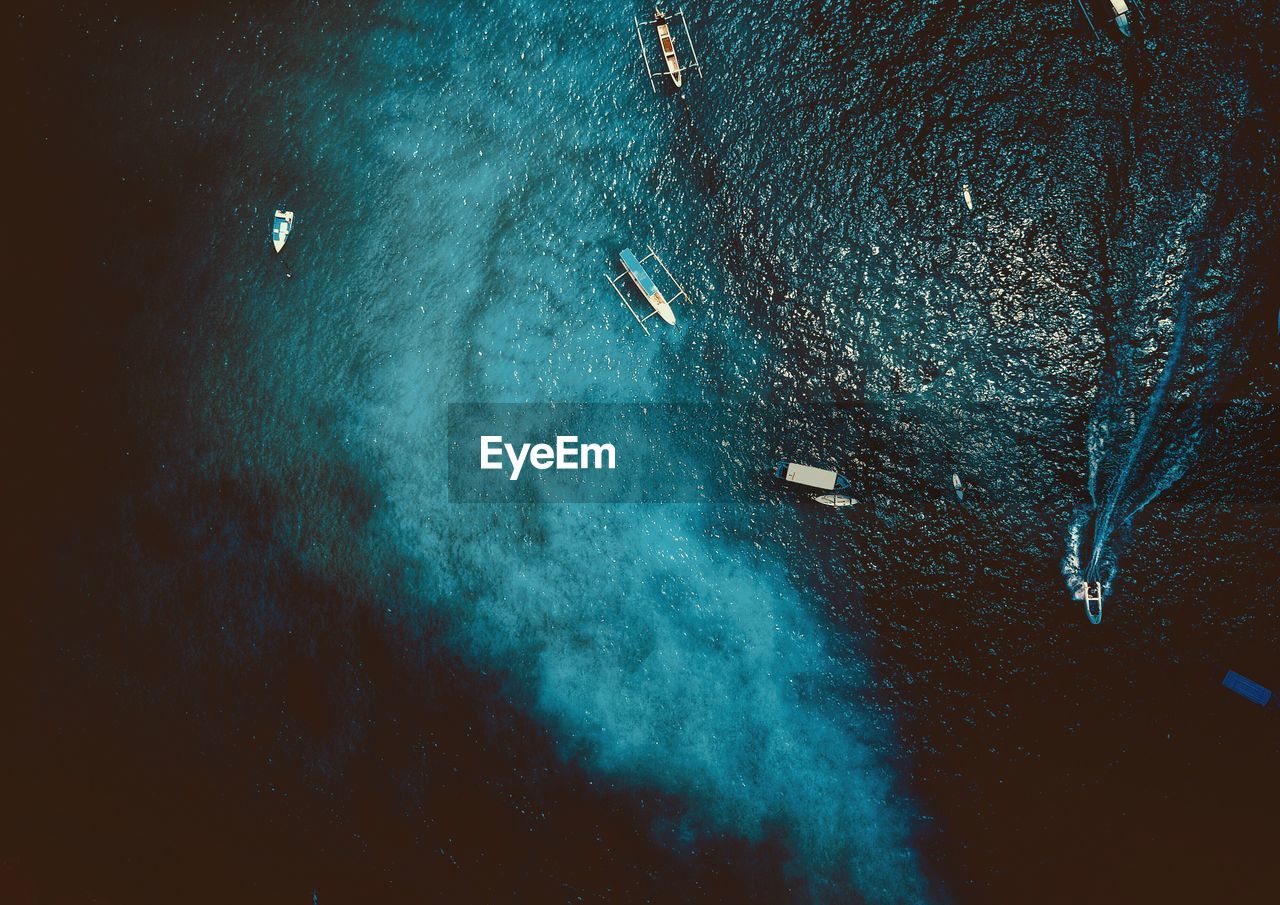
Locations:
620;248;660;299
1223;670;1272;707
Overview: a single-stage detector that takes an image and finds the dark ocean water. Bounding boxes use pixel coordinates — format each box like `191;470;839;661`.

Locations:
11;1;1280;903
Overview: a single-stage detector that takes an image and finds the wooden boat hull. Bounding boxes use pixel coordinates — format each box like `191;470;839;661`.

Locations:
655;14;681;87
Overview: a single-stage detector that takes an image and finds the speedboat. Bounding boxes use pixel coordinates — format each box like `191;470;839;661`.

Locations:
962;184;973;210
1082;581;1104;624
813;494;857;508
952;473;964;502
272;209;293;253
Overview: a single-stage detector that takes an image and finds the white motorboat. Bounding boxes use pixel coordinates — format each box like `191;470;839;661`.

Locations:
272;209;293;253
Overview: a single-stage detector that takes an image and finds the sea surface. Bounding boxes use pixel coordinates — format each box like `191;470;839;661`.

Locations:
13;1;1280;902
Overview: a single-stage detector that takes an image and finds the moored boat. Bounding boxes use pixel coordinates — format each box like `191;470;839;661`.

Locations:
620;247;675;325
272;209;294;253
605;245;691;335
774;461;853;492
653;8;682;87
633;7;702;92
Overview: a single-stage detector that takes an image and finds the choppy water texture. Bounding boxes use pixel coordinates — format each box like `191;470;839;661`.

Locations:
14;1;1280;903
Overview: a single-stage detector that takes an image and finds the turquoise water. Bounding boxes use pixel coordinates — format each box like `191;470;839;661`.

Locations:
15;1;1280;901
183;3;930;897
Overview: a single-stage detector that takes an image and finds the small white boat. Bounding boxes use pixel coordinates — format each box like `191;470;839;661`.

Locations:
962;184;973;211
654;9;682;87
952;473;964;502
634;7;702;92
1082;581;1104;624
272;209;294;253
814;494;857;508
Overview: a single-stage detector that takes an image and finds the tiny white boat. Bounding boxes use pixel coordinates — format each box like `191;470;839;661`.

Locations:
962;184;973;211
272;209;293;253
952;473;964;502
814;494;857;508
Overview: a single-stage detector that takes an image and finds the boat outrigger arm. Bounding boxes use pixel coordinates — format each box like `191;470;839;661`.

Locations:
1075;0;1148;40
634;7;703;92
606;245;690;335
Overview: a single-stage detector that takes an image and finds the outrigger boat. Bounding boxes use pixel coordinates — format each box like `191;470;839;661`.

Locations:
272;209;294;253
1076;0;1147;39
606;245;690;335
634;7;702;92
775;461;853;493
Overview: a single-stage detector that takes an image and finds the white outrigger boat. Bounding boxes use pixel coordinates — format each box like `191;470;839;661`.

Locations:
634;7;702;92
775;461;853;493
272;209;294;253
606;245;690;335
1076;0;1147;39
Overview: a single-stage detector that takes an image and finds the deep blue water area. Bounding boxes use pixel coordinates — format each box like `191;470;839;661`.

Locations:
11;1;1280;902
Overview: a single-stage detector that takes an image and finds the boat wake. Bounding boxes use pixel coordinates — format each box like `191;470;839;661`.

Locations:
1063;99;1276;621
